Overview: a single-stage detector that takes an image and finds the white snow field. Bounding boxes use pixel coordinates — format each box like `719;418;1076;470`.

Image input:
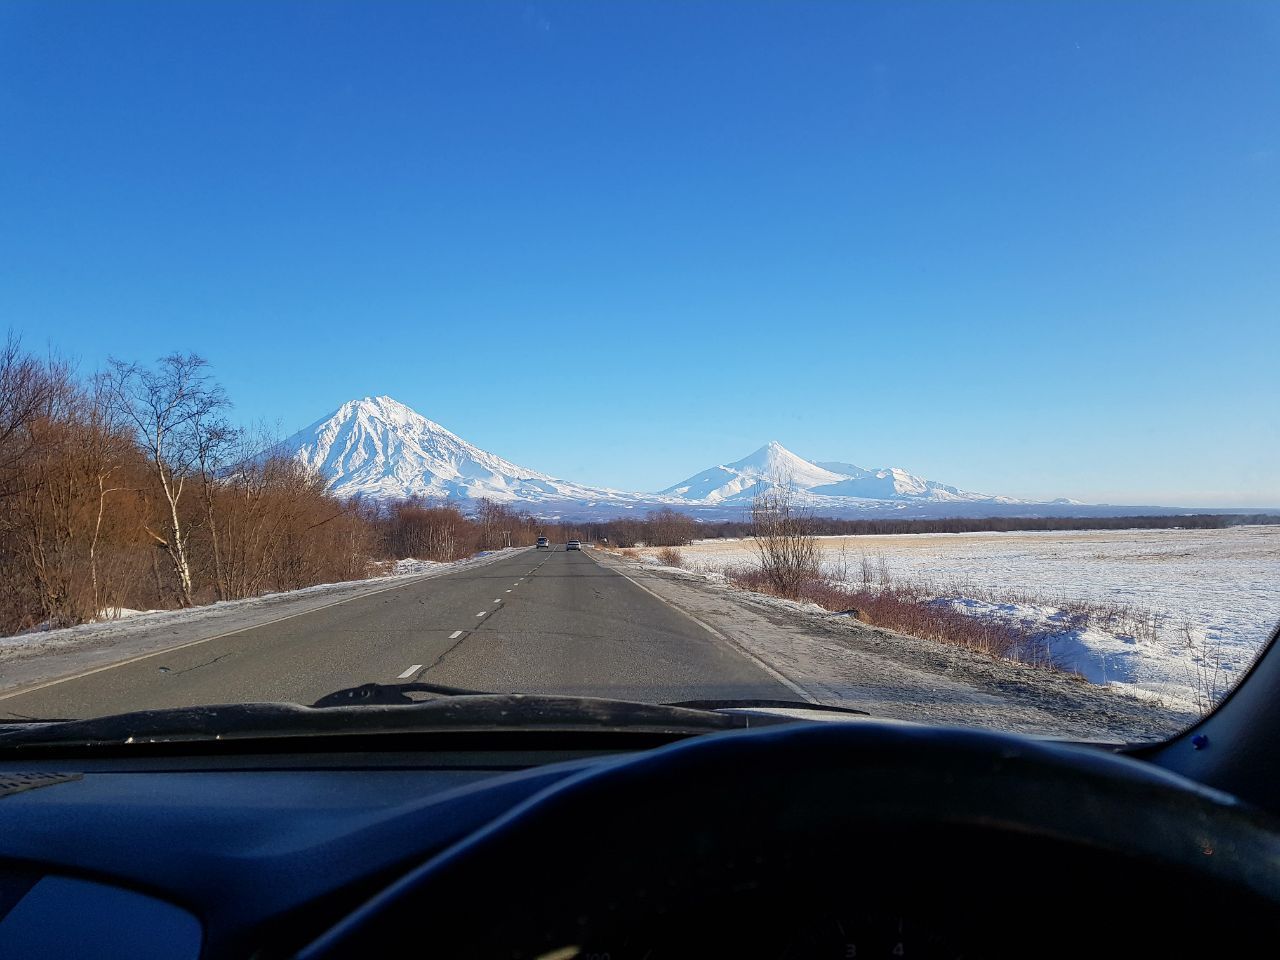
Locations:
646;526;1280;711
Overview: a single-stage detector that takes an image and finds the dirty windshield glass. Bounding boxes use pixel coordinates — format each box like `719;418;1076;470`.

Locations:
1;1;1277;743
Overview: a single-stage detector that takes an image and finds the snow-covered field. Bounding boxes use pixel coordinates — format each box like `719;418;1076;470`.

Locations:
649;526;1280;711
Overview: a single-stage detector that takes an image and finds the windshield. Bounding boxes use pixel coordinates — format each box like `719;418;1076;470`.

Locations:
1;0;1276;744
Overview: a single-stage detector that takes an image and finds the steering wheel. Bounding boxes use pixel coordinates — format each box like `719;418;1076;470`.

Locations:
296;721;1280;958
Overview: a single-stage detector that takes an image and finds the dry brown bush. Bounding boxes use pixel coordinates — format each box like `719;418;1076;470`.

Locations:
374;498;479;563
724;564;1054;668
656;546;683;567
750;476;820;598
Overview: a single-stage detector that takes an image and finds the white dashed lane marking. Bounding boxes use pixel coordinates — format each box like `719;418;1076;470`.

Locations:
476;612;486;618
398;665;422;679
448;630;463;639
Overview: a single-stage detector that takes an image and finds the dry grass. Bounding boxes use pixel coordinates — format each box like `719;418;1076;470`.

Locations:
807;544;1173;649
723;564;1055;666
656;546;684;568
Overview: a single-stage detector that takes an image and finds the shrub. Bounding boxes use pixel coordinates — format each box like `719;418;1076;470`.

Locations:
750;477;820;598
656;546;683;568
724;564;1053;667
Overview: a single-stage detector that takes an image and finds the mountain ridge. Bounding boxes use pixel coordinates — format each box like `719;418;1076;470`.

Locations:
266;396;1182;520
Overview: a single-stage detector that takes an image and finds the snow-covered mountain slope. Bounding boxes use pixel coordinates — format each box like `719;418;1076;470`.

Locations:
661;441;848;503
813;460;869;478
663;443;1013;505
812;461;993;502
270;397;1187;520
274;396;637;507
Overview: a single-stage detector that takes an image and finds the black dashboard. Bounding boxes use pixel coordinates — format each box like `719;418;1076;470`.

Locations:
0;745;608;959
1;719;1278;960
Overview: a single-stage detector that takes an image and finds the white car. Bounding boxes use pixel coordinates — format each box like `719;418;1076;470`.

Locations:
536;537;550;549
566;540;581;551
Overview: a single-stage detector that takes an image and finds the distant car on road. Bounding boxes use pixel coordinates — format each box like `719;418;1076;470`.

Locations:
566;540;582;551
536;537;550;549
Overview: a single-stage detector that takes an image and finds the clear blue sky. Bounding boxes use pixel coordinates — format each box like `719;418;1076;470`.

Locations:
2;1;1277;506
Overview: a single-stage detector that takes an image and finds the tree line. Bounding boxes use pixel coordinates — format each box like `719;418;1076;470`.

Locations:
556;508;1278;549
671;512;1280;540
0;338;547;635
551;509;700;548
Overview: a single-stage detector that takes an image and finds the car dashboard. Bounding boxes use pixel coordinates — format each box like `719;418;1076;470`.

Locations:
0;721;1278;960
0;743;612;959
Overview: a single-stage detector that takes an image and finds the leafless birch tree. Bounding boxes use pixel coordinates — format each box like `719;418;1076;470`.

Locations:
104;353;228;607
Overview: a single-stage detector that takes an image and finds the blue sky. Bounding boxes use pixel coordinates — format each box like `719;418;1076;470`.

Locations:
2;1;1277;506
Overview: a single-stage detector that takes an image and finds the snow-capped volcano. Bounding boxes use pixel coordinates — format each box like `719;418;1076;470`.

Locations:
662;442;1007;506
812;461;989;502
270;397;1158;520
661;441;847;503
275;396;634;507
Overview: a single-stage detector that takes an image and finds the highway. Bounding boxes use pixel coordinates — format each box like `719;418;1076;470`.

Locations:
0;547;794;719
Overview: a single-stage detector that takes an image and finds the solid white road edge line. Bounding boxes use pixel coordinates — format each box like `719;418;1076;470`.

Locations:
589;552;820;705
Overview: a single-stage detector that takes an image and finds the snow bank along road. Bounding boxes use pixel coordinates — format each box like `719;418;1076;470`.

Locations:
0;547;798;720
0;546;1192;740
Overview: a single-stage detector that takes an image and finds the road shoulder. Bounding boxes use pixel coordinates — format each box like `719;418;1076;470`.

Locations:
592;549;1195;740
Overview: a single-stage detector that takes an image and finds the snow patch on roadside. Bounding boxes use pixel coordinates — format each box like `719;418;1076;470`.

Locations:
932;596;1243;712
390;558;444;576
99;607;167;622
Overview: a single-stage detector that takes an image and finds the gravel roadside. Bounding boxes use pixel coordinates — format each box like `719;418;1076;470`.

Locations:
595;550;1196;741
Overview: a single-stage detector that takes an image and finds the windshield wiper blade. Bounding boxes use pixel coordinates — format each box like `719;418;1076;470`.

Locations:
0;714;72;724
663;698;870;717
311;682;491;708
0;694;792;749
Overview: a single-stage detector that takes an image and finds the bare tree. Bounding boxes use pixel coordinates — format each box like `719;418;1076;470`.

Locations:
0;331;59;500
104;353;228;606
0;364;149;630
645;508;697;547
194;414;240;601
81;375;139;614
750;469;820;598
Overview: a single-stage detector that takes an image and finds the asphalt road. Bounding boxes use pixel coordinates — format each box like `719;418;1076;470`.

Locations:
0;547;794;719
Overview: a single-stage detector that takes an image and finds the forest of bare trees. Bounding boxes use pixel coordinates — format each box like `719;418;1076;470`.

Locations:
0;337;546;636
555;508;699;548
373;497;544;562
